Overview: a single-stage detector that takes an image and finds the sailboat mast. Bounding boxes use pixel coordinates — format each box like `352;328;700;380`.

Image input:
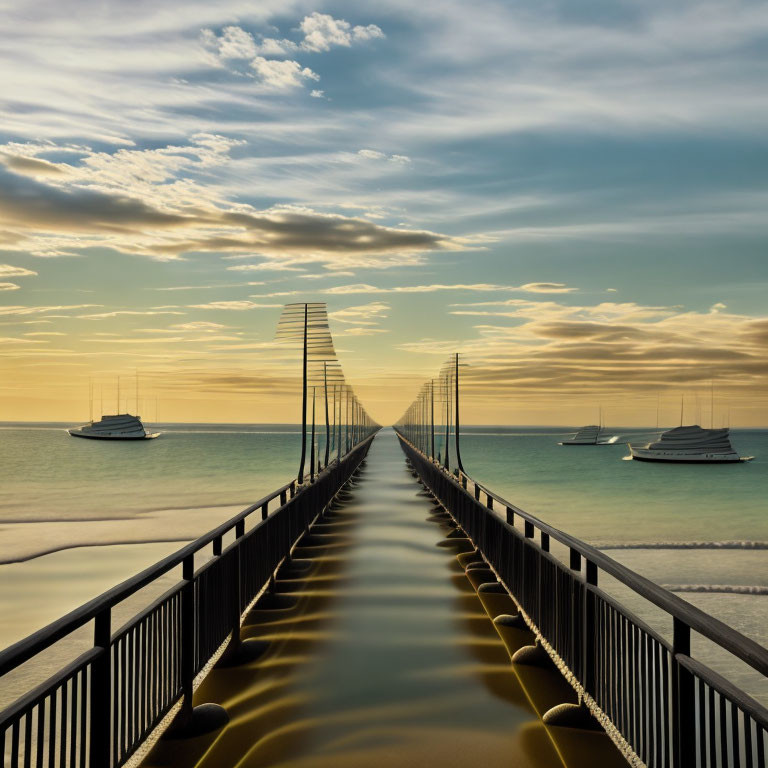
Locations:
117;376;121;415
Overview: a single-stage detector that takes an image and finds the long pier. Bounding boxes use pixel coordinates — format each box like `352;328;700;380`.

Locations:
2;428;767;767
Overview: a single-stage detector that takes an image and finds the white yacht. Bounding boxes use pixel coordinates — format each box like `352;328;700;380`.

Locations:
628;425;751;463
560;425;619;446
68;414;160;441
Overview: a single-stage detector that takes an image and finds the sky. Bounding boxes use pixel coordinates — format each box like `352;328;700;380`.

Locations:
1;0;767;426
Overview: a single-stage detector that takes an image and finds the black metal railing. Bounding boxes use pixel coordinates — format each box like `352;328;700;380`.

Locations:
0;434;376;768
396;430;767;768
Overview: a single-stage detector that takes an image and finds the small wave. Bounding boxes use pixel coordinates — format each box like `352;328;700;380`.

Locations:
664;584;768;595
599;541;768;550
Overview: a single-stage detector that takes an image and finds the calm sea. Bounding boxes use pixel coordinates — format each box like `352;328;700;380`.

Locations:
1;423;765;702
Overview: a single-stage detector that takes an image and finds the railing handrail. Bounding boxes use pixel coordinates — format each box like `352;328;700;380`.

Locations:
0;441;370;679
395;428;768;680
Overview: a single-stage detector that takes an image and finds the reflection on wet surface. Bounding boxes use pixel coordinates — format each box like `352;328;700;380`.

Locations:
143;432;609;768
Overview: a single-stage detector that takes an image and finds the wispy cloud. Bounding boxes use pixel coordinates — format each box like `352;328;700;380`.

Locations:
187;300;281;311
0;264;38;277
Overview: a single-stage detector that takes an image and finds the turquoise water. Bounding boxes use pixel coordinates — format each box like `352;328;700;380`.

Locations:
0;424;765;701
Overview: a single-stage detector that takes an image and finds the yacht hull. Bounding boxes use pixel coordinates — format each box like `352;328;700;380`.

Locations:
69;430;159;440
560;441;612;446
629;448;744;463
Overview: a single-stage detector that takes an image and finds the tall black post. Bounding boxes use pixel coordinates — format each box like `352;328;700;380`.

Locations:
430;380;435;460
444;374;450;471
324;362;330;468
310;386;316;482
455;353;465;473
298;304;308;484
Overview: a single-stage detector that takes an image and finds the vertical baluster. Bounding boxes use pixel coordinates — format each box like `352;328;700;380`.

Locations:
654;641;663;768
10;719;19;768
697;679;706;768
36;698;45;768
70;674;79;768
23;710;31;768
718;693;727;767
121;632;128;758
731;702;740;766
79;668;88;768
140;617;147;734
111;644;118;768
47;689;55;768
708;685;716;768
744;714;753;768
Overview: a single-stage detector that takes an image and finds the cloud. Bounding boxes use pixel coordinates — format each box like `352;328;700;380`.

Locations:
187;300;280;311
519;282;576;294
0;304;99;316
328;301;390;325
0;264;38;277
357;149;411;165
251;57;319;89
0;337;47;345
170;321;233;331
0;159;467;267
0;282;20;291
299;13;384;53
310;89;325;98
2;154;66;177
203;25;258;60
320;282;576;295
421;299;768;401
77;310;185;319
201;14;382;91
357;149;386;160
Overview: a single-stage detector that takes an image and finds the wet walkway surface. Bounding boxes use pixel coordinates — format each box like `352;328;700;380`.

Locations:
143;431;579;768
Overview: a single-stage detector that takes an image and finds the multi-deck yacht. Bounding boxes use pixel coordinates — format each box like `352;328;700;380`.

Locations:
68;414;160;441
559;425;619;446
628;425;751;463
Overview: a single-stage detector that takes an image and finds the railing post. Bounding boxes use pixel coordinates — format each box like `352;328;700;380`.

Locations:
230;524;245;658
178;555;195;726
486;494;493;510
673;618;695;767
570;548;581;571
280;489;287;506
540;532;549;552
524;520;534;538
89;607;111;768
261;502;269;521
584;560;598;696
474;484;481;501
506;506;514;526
